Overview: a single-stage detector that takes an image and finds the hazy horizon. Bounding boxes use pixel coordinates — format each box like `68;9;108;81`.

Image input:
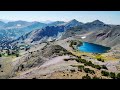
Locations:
0;11;120;25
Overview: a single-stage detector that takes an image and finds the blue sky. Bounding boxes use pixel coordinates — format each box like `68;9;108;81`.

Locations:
0;11;120;24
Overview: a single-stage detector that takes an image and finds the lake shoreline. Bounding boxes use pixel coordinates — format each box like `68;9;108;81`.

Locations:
77;42;111;53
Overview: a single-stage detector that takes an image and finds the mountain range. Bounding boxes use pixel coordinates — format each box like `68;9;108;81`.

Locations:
0;19;120;49
12;19;83;45
1;19;120;79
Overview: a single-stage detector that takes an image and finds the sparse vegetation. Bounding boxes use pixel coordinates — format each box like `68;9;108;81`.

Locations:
84;61;93;66
78;65;84;71
101;65;108;70
15;53;19;57
93;76;100;79
109;72;116;79
95;54;105;62
83;68;95;74
75;58;81;62
70;69;75;73
69;40;77;47
76;57;87;63
0;48;20;58
6;49;11;55
82;74;91;79
116;73;120;79
89;70;95;74
0;53;2;57
64;58;75;61
69;43;74;49
101;71;109;77
64;58;70;61
17;64;24;71
75;57;103;70
69;40;82;50
71;65;95;74
93;65;101;70
70;65;77;67
83;68;90;73
97;57;104;62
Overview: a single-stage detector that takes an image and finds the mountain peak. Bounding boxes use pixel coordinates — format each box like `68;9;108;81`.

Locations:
64;19;83;29
67;19;83;25
92;20;104;25
70;19;79;23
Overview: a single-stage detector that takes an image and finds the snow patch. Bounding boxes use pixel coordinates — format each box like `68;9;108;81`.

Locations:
81;36;86;39
17;24;22;27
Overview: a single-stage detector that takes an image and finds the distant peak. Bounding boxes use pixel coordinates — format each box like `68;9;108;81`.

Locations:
94;19;102;22
55;21;64;22
92;20;104;24
40;20;54;24
70;19;79;22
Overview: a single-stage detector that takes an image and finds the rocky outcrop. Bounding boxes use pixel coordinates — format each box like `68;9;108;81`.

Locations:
84;25;120;47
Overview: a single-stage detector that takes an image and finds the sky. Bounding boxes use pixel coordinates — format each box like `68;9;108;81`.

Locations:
0;11;120;25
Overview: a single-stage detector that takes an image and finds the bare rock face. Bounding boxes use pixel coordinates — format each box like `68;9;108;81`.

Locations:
61;20;110;40
84;25;120;47
15;26;65;44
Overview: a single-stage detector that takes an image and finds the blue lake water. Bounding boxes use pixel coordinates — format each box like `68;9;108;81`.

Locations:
77;42;110;53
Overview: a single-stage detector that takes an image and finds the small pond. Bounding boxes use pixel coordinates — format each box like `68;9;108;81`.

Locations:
77;42;110;53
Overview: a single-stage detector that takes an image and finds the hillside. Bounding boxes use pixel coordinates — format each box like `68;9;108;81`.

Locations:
84;25;120;47
8;39;120;79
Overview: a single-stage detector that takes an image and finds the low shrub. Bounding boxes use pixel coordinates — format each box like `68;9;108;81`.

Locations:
16;53;19;57
70;69;76;73
82;74;91;79
93;65;101;70
83;68;95;74
0;53;2;57
75;58;80;62
64;59;70;61
75;56;104;70
75;57;87;63
101;65;108;70
97;58;104;62
78;59;87;63
84;61;93;66
101;71;109;77
116;73;120;79
109;72;116;79
84;68;90;73
89;70;95;74
64;58;76;61
71;65;77;67
78;65;84;71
